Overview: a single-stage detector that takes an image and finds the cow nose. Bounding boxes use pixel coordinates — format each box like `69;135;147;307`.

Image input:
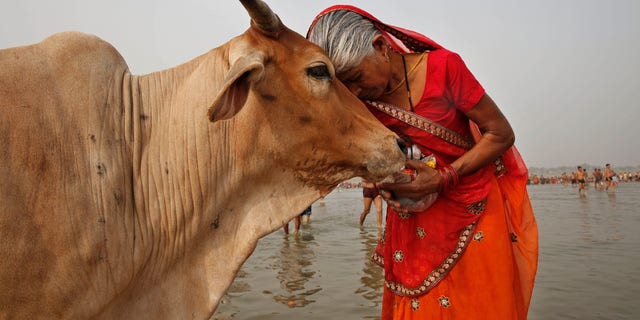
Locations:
396;138;408;157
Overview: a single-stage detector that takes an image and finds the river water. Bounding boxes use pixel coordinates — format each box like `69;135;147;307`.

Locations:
213;183;640;319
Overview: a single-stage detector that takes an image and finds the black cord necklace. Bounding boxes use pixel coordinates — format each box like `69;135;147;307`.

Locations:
400;53;415;112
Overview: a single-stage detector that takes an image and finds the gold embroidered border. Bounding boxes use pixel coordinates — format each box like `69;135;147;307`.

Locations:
372;250;384;267
494;157;506;176
372;222;477;297
367;101;474;150
467;198;487;215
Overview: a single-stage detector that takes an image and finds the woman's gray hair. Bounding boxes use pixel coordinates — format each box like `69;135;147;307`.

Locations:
308;10;381;74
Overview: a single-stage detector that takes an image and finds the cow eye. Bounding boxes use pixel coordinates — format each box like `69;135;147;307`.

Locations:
306;64;332;80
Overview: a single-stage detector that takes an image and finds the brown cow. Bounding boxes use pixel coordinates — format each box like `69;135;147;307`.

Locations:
0;0;405;319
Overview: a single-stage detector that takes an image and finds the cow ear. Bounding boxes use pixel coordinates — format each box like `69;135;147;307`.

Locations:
208;53;265;122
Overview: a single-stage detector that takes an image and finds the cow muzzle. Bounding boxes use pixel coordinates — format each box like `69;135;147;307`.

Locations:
361;137;406;182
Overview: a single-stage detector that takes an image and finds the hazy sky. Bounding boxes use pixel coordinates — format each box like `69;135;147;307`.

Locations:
2;0;639;168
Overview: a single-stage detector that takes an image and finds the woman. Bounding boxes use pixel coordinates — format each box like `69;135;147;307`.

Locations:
308;6;538;319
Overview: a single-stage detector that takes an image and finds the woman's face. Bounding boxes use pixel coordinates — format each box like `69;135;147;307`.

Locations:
337;49;391;100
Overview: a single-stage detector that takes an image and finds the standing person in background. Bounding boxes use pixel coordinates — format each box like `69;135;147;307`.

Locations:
593;168;603;189
561;172;569;185
604;163;617;192
300;205;312;225
576;166;586;196
283;206;312;235
360;178;384;230
308;6;538;319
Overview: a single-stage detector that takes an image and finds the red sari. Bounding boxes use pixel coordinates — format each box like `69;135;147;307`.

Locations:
310;6;538;320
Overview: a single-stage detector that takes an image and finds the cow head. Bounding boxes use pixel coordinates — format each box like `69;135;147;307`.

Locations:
208;0;405;193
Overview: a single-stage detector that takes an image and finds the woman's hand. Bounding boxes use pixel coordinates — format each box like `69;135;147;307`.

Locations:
377;160;441;212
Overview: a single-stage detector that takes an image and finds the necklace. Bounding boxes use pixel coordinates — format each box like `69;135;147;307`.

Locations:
383;52;427;98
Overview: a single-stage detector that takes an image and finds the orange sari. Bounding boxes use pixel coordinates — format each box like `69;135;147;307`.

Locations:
379;149;538;320
372;102;538;320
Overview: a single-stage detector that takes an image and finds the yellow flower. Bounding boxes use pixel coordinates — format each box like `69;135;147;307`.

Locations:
424;155;436;168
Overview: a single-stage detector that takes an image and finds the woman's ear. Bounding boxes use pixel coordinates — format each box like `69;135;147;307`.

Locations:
372;34;389;61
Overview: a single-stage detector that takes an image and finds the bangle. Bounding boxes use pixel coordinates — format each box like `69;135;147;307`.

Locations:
438;165;460;192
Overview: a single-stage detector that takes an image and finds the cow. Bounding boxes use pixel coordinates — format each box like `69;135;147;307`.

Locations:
0;0;405;319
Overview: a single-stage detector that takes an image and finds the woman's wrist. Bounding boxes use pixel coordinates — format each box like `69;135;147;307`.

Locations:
438;165;460;192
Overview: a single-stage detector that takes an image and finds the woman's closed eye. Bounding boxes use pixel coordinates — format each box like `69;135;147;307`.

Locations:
343;73;361;85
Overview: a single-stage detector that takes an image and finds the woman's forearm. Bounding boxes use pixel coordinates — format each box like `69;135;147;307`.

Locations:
451;94;514;176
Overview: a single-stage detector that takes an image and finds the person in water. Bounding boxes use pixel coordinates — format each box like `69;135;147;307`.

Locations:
359;178;383;230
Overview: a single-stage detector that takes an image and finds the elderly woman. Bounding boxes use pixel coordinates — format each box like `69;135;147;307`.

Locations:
308;5;538;320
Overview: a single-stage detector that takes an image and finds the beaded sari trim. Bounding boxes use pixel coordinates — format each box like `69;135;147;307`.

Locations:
367;101;474;150
372;221;478;297
369;100;509;177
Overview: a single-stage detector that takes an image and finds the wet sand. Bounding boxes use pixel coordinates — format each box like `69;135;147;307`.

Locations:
213;183;640;319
